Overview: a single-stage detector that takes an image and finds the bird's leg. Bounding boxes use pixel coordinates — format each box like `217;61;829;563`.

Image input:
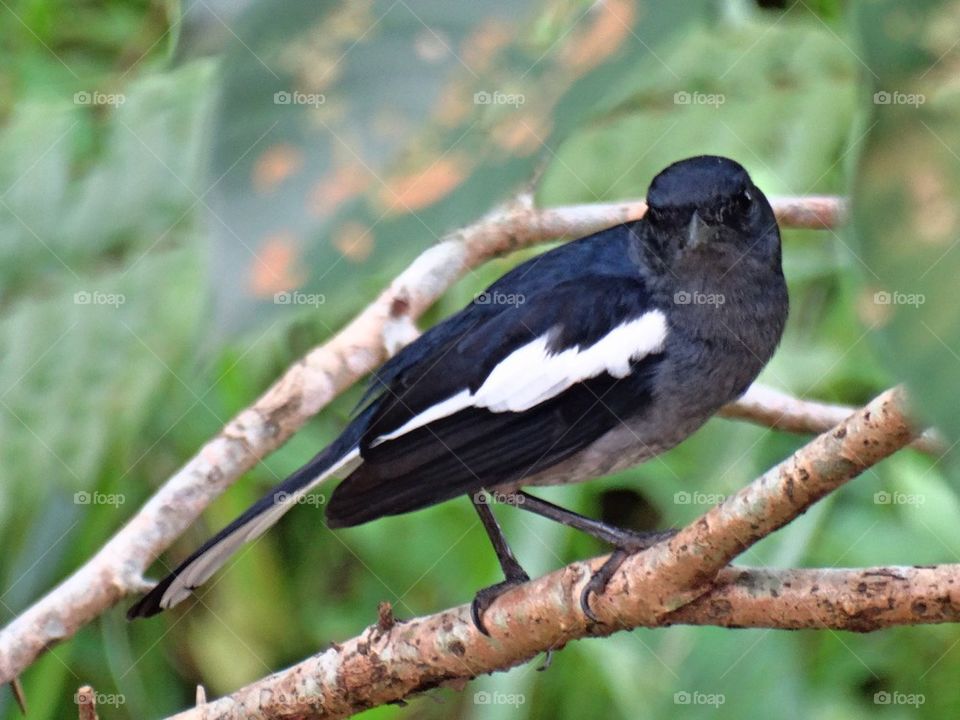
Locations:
470;492;531;636
508;490;676;622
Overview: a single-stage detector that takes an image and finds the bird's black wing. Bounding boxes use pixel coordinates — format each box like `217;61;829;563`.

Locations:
326;268;667;528
353;221;650;412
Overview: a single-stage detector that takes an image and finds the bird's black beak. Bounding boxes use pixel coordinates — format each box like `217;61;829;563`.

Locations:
686;210;714;250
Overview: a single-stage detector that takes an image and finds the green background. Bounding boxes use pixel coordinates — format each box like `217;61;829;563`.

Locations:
1;0;958;718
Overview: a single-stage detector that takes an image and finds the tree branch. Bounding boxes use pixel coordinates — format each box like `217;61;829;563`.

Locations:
76;686;99;720
165;564;960;720
719;383;941;454
0;195;851;684
163;388;926;720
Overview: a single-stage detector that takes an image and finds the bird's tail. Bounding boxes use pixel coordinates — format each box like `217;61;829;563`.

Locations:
127;439;361;619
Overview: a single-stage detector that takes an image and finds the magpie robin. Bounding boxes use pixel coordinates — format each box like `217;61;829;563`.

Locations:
128;155;788;630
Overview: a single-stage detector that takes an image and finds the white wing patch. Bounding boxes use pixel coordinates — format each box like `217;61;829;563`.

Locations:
372;310;668;445
159;448;362;610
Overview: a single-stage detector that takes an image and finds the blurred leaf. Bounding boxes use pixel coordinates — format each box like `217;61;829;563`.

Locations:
0;62;211;509
538;17;857;202
851;0;960;448
207;0;714;337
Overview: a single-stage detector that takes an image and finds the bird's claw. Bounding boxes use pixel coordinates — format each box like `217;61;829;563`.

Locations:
580;548;629;622
580;530;678;622
470;573;530;636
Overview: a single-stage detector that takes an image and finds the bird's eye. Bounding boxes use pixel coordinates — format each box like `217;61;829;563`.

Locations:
734;188;754;214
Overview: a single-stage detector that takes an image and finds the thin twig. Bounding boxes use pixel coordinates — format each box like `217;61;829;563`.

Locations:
720;383;941;454
76;686;99;720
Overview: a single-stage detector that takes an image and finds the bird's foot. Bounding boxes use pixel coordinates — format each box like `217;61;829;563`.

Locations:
470;571;531;636
580;529;677;622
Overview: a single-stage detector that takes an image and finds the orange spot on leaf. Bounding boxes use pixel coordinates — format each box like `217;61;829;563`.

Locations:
378;155;469;214
250;232;307;296
308;163;372;217
492;113;552;156
434;81;472;127
333;221;374;262
561;0;637;74
252;144;304;194
461;20;514;73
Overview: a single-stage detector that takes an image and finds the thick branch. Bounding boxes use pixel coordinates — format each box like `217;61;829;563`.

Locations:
165;564;960;720
0;195;849;684
164;387;921;720
664;564;960;631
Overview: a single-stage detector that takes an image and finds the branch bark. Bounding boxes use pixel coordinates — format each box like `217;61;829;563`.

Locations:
164;387;926;720
76;686;99;720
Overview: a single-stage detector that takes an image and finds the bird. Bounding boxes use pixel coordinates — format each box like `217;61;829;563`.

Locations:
128;155;788;630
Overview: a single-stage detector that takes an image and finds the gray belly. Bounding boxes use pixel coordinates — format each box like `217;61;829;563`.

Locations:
498;408;709;490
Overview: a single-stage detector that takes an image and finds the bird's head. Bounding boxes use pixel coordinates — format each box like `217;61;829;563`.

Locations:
644;155;780;268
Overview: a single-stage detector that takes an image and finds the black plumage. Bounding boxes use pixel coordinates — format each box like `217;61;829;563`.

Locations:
331;266;665;526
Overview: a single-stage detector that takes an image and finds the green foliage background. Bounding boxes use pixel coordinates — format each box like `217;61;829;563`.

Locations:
1;1;958;718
